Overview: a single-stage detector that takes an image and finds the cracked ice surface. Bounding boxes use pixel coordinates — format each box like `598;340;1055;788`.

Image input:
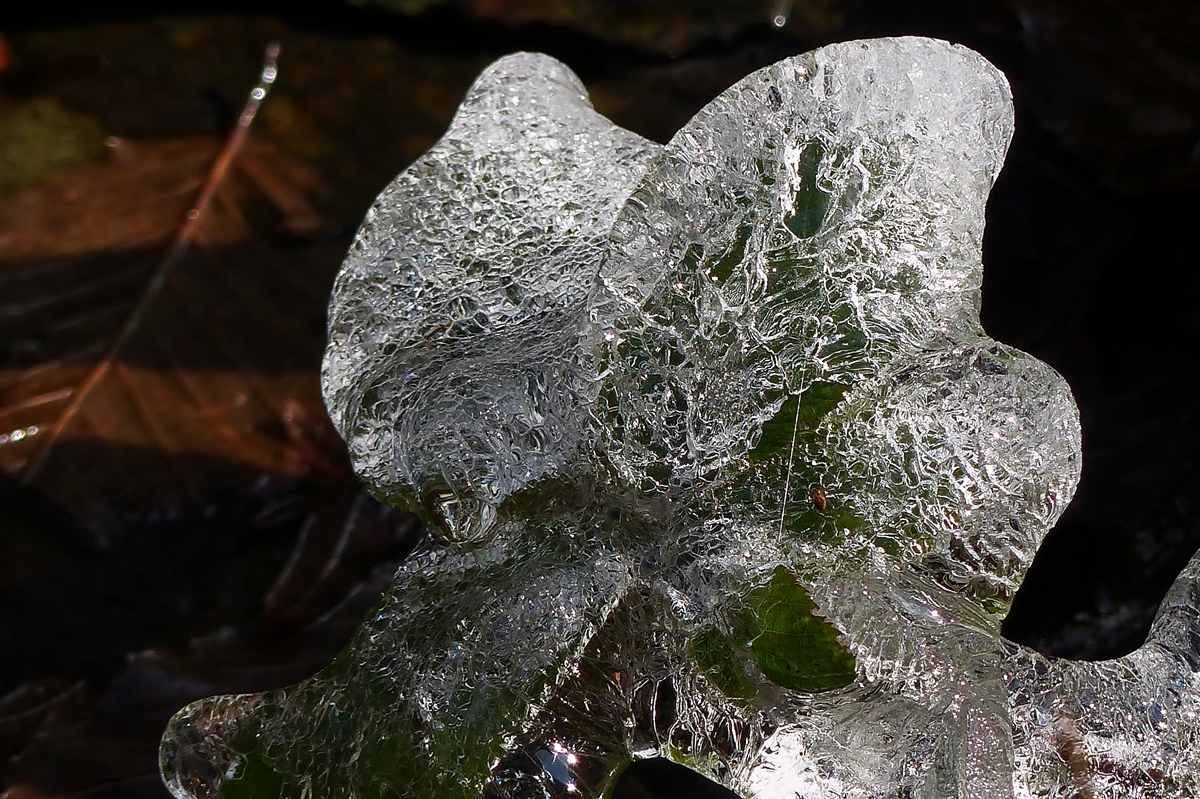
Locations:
160;39;1200;799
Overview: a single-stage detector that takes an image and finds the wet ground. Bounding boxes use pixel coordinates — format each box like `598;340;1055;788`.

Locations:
1;0;1198;795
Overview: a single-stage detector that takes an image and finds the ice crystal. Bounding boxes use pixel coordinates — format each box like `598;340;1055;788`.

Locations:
160;39;1200;799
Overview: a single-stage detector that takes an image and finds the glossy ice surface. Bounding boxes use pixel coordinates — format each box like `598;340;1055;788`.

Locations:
161;39;1200;799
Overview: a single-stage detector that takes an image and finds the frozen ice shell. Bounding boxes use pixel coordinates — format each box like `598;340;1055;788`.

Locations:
320;51;661;541
161;38;1200;799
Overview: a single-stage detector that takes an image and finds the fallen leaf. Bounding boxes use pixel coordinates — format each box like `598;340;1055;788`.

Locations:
0;134;334;526
0;49;422;798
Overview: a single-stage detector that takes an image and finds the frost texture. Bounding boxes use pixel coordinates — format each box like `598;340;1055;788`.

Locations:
161;40;1200;799
321;53;661;540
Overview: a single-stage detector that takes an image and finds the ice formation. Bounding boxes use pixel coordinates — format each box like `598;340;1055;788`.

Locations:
160;39;1200;799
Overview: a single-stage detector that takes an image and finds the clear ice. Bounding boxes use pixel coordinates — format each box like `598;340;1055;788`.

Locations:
160;38;1200;799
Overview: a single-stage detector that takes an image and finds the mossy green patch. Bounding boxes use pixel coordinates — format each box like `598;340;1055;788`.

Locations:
746;567;856;692
0;98;106;193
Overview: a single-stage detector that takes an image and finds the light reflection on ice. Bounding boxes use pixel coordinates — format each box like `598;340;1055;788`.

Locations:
160;39;1200;799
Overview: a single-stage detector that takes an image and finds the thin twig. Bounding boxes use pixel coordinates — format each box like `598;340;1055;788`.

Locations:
22;42;282;484
777;391;803;541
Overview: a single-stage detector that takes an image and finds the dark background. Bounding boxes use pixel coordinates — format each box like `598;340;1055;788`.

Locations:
1;0;1198;796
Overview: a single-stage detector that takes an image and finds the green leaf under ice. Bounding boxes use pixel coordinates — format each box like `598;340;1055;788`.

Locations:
159;38;1200;799
690;626;755;701
746;567;856;693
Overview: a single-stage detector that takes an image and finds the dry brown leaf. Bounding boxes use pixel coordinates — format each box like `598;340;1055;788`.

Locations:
0;134;336;527
0;47;431;796
0;137;321;262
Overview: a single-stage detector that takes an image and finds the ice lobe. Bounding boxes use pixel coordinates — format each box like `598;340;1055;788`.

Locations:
162;38;1200;799
591;38;1013;487
321;52;661;540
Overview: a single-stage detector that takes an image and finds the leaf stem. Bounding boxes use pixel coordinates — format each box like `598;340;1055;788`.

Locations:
22;42;282;485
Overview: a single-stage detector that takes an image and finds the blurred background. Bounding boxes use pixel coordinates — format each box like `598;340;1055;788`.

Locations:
0;0;1198;796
